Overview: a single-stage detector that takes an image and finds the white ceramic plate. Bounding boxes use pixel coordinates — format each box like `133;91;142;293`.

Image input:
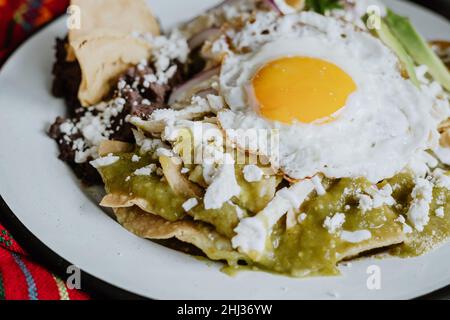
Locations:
0;0;449;300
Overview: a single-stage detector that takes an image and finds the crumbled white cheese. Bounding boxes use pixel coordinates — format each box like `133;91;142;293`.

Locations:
131;155;141;162
311;175;326;195
396;215;413;234
133;129;169;155
243;165;264;182
134;164;157;176
407;177;434;232
408;151;438;178
323;213;346;234
435;207;445;218
182;198;199;212
206;94;225;112
204;154;241;210
228;201;246;219
297;213;307;223
59;122;76;135
357;184;395;213
232;179;314;257
286;209;298;229
67;99;125;163
130;98;213;134
134;29;189;85
432;168;450;190
181;167;190;174
340;230;372;243
90;154;120;169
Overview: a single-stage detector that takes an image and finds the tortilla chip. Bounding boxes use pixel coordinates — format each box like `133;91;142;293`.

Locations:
337;232;406;261
100;193;146;208
69;0;159;44
98;140;133;157
100;192;184;222
114;206;247;265
159;155;203;198
68;0;160;106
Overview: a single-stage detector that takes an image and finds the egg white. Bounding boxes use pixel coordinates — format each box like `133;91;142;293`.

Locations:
217;12;448;182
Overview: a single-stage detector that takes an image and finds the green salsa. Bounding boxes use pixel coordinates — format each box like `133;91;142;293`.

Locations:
97;150;450;276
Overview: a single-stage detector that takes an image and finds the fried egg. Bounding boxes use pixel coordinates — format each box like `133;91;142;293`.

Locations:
217;12;447;182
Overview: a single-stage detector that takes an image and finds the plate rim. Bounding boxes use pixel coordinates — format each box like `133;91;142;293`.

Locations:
0;0;449;300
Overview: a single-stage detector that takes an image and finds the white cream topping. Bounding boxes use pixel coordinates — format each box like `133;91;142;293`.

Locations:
340;230;372;243
396;215;413;234
89;154;120;168
243;165;264;182
133;29;189;85
407;177;434;232
435;207;445;218
182;198;199;212
203;153;241;210
357;184;395;213
323;213;346;234
311;175;326;195
134;164;157;176
232;179;314;257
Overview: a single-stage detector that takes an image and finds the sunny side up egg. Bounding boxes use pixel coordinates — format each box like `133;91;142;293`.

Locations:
218;12;447;183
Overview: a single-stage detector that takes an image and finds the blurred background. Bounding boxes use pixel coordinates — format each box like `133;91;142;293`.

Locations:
412;0;450;18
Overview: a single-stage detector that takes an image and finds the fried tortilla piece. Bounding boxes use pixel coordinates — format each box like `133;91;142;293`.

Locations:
234;165;282;213
95;153;188;222
336;230;405;261
159;155;203;198
68;0;160;106
98;141;133;157
99;186;186;223
191;202;249;239
114;206;247;265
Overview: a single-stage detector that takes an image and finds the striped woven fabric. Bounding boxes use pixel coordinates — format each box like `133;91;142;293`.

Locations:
0;0;89;300
0;224;89;300
0;0;70;64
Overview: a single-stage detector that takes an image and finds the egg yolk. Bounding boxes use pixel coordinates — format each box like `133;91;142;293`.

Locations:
251;57;357;124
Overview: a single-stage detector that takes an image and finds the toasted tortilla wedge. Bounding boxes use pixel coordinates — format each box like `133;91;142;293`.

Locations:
100;193;184;222
98;140;133;157
159;155;203;198
69;0;159;44
336;232;406;261
114;206;247;265
68;0;160;106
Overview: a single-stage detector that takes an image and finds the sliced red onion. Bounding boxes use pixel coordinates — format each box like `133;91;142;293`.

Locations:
169;67;220;105
264;0;283;14
188;28;222;50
